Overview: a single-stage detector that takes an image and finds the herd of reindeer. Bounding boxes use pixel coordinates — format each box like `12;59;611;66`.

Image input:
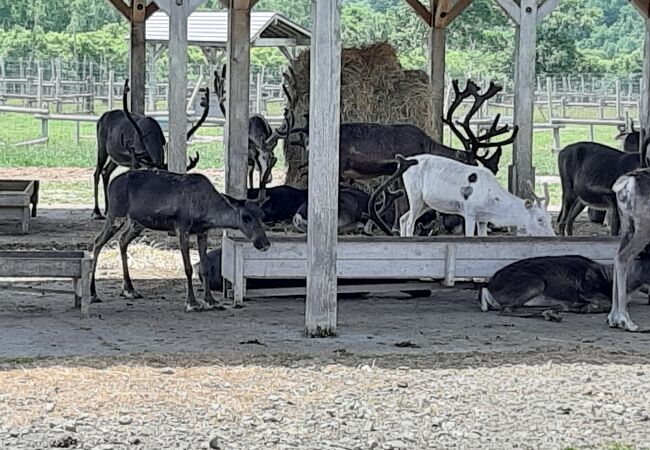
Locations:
86;67;650;332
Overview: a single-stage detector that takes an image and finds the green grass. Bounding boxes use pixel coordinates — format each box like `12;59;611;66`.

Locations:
0;104;627;175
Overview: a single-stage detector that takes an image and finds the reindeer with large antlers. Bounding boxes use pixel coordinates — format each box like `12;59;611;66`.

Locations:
214;66;300;188
92;79;208;219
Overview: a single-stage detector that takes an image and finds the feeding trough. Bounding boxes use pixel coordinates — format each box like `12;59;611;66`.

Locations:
0;180;39;233
0;251;93;318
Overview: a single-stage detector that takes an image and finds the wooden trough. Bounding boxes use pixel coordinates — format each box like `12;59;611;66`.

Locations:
0;180;39;233
221;232;620;303
0;251;93;318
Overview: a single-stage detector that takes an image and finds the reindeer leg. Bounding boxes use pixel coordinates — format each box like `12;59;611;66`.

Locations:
92;152;109;220
118;219;145;299
197;232;224;310
179;229;202;312
101;160;118;218
90;215;126;302
563;199;586;236
477;221;488;236
609;223;645;332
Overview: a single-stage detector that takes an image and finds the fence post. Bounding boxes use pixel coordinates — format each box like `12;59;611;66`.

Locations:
255;72;262;114
546;77;553;120
19;57;25;95
616;79;622;119
599;98;605;119
55;59;62;113
108;70;114;110
561;96;567;118
40;117;49;146
36;66;44;109
552;126;561;153
589;124;595;141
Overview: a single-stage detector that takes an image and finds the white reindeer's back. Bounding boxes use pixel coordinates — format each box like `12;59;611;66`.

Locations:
403;155;498;214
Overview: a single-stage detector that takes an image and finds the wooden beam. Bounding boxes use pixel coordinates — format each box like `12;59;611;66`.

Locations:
404;0;433;26
537;0;559;25
145;1;159;19
494;0;520;25
107;0;130;20
305;0;342;337
509;0;538;196
130;0;147;115
438;0;472;27
224;1;252;199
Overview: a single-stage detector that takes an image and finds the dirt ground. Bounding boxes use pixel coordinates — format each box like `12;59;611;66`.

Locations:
1;168;646;450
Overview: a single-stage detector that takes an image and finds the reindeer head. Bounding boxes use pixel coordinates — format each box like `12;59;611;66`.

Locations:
443;80;518;175
521;181;555;236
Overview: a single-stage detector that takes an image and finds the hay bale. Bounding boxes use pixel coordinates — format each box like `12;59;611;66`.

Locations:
284;42;432;188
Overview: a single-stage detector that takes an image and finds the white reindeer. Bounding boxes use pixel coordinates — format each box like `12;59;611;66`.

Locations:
397;154;555;237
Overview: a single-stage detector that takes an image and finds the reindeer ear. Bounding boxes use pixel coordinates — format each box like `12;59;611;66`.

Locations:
524;199;534;209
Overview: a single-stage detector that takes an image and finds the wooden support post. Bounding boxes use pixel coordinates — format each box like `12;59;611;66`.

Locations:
641;18;650;156
155;0;204;173
305;0;342;337
130;0;147;115
429;9;446;141
225;1;253;199
496;0;557;196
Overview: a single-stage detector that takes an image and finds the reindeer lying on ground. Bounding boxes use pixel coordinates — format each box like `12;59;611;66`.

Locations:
480;255;650;321
92;80;208;219
89;99;271;312
371;155;555;237
609;167;650;332
557;142;644;236
214;66;300;188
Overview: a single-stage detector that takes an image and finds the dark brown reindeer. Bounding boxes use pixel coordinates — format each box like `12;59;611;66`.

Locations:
92;79;208;219
214;65;298;188
556;140;646;236
89;146;273;313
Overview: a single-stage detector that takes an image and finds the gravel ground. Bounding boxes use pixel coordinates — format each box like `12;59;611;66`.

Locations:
1;169;646;450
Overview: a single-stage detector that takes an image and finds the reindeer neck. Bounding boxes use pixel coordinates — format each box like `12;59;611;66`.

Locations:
213;194;243;229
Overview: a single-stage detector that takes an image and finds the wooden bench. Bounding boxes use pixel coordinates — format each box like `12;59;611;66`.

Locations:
0;180;39;233
221;232;619;303
0;251;93;317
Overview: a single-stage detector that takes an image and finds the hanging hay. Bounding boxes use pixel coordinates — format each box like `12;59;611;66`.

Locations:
284;42;433;188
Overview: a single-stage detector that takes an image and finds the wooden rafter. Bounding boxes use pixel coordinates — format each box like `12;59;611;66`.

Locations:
438;0;471;27
107;0;130;20
404;0;433;26
630;0;650;20
537;0;559;24
145;1;159;19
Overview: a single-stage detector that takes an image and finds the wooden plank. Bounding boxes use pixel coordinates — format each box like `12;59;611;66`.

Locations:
145;1;159;19
306;0;342;337
107;0;130;19
224;2;252;199
509;0;538;197
494;0;520;24
130;0;147;115
537;0;559;25
404;0;433;25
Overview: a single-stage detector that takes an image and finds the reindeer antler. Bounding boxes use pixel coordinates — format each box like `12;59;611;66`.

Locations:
526;180;550;209
187;87;210;141
214;65;227;117
444;79;519;164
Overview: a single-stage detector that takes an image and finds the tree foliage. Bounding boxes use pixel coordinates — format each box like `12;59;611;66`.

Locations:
0;0;644;79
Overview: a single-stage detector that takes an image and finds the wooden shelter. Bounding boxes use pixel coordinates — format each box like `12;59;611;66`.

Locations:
104;0;650;337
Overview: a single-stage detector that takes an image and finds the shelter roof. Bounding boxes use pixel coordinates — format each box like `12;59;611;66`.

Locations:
145;10;311;48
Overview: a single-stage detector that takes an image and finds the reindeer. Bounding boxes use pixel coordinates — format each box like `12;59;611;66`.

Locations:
89;163;272;314
92;80;208;219
214;66;299;188
608;165;650;332
480;255;650;321
556;142;644;236
370;155;554;237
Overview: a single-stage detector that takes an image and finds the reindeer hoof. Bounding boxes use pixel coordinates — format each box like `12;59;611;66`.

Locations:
542;309;562;322
90;296;102;304
91;212;105;220
607;312;639;332
184;301;206;312
121;290;143;299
